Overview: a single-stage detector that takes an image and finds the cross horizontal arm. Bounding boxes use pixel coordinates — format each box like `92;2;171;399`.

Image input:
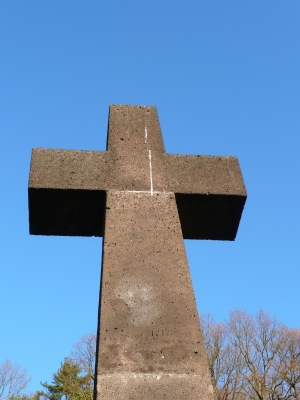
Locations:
164;154;247;240
28;148;109;236
28;105;246;240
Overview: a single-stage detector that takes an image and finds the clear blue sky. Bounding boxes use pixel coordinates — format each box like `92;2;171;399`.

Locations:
1;0;299;392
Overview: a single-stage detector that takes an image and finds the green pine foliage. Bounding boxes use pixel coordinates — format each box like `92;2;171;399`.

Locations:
39;359;93;400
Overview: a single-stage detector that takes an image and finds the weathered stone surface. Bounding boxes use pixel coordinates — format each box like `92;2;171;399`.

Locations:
28;104;247;399
29;149;109;190
28;149;108;236
29;105;246;239
97;373;214;399
94;191;215;398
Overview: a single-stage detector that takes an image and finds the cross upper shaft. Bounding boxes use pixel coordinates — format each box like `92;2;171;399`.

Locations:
28;104;247;240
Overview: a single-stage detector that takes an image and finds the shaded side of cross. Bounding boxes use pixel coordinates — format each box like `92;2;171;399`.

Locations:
28;105;246;400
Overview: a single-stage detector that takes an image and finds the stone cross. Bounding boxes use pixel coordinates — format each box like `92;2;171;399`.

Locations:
28;105;246;400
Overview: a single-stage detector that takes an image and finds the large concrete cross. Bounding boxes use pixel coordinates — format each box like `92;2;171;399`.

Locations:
28;105;246;400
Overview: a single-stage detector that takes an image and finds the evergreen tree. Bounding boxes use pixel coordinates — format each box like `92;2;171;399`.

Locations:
39;359;93;400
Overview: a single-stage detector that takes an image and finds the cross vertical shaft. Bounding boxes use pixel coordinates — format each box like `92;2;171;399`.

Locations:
95;106;215;397
95;191;213;398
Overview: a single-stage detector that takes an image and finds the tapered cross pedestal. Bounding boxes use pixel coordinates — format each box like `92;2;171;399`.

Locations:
28;105;246;399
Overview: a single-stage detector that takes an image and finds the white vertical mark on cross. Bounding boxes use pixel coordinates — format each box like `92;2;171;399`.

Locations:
144;126;148;144
148;150;153;195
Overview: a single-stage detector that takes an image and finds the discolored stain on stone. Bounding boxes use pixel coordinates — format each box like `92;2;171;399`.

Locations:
28;105;247;399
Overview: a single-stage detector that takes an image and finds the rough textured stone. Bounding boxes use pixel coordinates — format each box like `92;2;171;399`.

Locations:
29;105;246;239
28;105;247;399
96;373;214;399
94;191;215;399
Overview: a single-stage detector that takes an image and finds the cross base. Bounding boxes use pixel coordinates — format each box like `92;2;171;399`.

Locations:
96;372;214;399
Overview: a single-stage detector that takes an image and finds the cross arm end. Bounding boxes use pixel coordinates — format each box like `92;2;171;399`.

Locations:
28;148;109;237
166;154;247;240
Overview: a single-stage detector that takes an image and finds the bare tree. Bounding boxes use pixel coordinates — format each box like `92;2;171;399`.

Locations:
276;328;300;399
0;359;31;400
69;333;96;380
201;309;300;400
228;309;285;400
201;314;244;400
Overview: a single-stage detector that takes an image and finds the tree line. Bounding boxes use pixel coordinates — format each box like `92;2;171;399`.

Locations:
1;309;299;399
